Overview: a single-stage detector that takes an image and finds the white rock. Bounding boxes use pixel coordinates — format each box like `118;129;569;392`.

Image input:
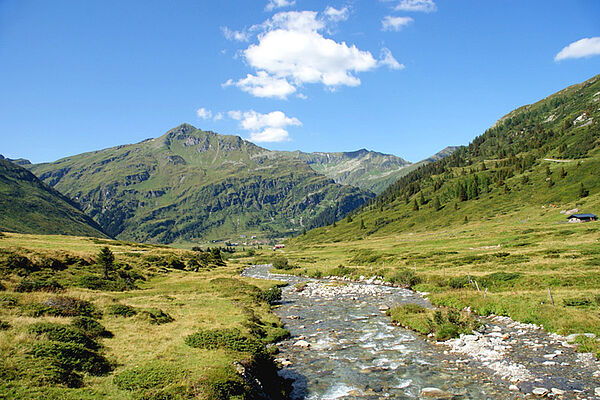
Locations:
420;387;452;398
532;387;549;396
595;387;600;396
293;340;310;348
509;385;520;391
551;388;565;395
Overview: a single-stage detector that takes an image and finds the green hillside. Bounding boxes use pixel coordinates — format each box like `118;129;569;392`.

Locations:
28;124;373;244
284;146;459;194
0;158;107;238
296;73;600;243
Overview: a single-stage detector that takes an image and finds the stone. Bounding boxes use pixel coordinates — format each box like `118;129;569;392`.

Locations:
532;387;549;396
509;385;520;391
595;387;600;396
293;340;310;348
420;387;453;398
551;388;565;395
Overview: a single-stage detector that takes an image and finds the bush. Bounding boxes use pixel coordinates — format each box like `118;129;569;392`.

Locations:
388;269;422;288
33;256;66;271
479;272;521;288
329;264;354;277
113;362;183;391
139;308;174;325
448;276;471;289
31;296;101;318
0;320;9;330
29;341;112;375
199;367;246;400
272;256;291;270
185;328;264;355
256;287;282;305
77;274;137;291
15;278;64;293
0;294;18;307
70;316;113;339
27;322;100;350
2;253;36;275
106;303;138;317
563;297;592;307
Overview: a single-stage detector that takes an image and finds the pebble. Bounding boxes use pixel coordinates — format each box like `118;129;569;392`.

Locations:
420;387;453;398
551;388;565;395
595;387;600;396
532;387;549;396
509;385;520;391
293;340;310;348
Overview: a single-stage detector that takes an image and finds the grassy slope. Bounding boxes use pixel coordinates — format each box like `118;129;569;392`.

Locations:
283;73;600;337
0;232;286;399
0;159;107;238
28;125;372;244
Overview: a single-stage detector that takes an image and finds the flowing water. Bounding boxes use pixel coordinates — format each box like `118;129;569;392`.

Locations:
243;265;520;400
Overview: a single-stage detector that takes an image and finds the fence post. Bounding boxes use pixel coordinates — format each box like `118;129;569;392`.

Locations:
547;287;554;306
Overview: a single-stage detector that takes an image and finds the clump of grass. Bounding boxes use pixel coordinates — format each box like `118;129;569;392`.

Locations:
329;264;354;277
106;303;137;317
272;256;292;270
15;277;64;293
113;362;185;394
563;297;592;307
255;286;282;305
27;322;101;350
387;269;422;288
29;296;101;318
388;304;480;341
574;335;600;359
70;316;113;339
0;320;10;330
185;328;264;355
139;308;174;325
198;366;247;400
29;341;112;377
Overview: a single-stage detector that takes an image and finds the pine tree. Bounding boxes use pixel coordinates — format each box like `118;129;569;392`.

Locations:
97;246;115;280
413;199;419;211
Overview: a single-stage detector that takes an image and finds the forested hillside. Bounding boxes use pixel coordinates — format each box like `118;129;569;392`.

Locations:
296;74;600;242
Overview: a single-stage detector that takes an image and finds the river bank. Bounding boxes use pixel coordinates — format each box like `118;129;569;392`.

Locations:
245;265;600;399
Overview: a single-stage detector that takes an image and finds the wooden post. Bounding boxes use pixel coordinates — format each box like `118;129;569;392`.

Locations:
547;287;554;306
475;280;480;292
484;288;487;299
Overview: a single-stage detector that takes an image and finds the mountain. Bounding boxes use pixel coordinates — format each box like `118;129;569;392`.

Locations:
0;158;107;237
0;154;32;166
419;146;462;163
284;147;459;194
296;73;600;243
27;124;373;244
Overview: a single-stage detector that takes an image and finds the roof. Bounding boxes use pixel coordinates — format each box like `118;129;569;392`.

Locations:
567;214;597;219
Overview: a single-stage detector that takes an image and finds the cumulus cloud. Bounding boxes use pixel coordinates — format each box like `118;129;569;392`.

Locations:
392;0;437;12
265;0;295;11
555;37;600;61
230;110;301;143
380;48;404;70
382;15;413;31
221;27;250;42
213;112;224;121
226;10;385;99
324;6;349;22
196;108;212;119
223;72;296;99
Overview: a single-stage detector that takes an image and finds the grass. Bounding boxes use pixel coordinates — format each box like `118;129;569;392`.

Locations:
0;232;289;399
275;212;600;340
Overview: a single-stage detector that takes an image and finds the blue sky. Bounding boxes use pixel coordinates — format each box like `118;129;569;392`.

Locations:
1;0;599;163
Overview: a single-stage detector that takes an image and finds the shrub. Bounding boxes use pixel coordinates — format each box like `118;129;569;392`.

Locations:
31;296;101;318
0;294;18;307
448;276;471;289
329;264;354;277
185;328;264;355
199;367;246;400
27;322;100;350
563;297;592;307
70;316;113;339
113;362;183;391
29;341;112;375
33;256;67;271
139;308;174;325
0;320;9;330
256;287;282;305
15;278;64;293
2;253;36;275
479;272;521;288
77;274;137;291
106;303;138;317
272;256;291;270
388;269;422;288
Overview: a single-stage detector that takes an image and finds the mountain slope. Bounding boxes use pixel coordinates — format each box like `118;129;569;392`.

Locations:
0;158;107;237
296;73;600;243
284;147;459;194
28;124;373;243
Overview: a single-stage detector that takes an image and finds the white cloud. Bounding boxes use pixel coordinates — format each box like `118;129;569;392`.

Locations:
555;37;600;61
393;0;437;12
382;15;413;31
225;11;380;99
221;27;249;42
224;71;297;99
265;0;295;12
324;6;349;22
213;112;224;121
379;48;404;70
230;110;301;143
196;108;212;119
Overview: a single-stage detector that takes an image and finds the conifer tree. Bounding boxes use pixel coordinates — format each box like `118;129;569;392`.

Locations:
97;246;115;280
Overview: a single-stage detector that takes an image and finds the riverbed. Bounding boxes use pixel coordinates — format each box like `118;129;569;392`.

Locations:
243;265;600;399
